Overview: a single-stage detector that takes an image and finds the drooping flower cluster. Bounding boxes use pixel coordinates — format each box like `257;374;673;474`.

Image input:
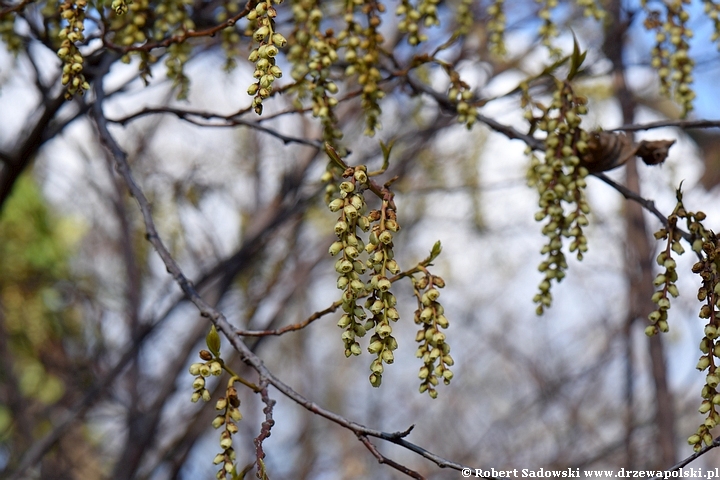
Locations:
189;327;248;478
643;0;695;115
211;377;243;479
525;78;590;315
364;197;401;387
647;192;686;336
247;0;287;114
326;146;451;392
413;265;453;398
338;0;385;136
396;0;440;46
57;0;89;99
329;165;372;359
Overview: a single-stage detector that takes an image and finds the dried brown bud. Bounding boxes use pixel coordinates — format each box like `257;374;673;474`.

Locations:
579;131;674;173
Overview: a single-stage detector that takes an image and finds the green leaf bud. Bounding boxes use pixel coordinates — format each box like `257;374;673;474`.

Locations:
370;359;384;374
378;230;393;244
376;323;392;337
382;348;394;363
706;325;718;339
707;374;720;388
206;325;221;356
699;400;713;413
697;356;711;371
350;279;365;293
335;259;353;274
385;219;399;232
253;26;270;42
350;195;364;211
220;433;233;450
653;274;666;286
329;241;343;256
226;421;239;434
212;415;225;428
415;329;426;342
343;204;358;219
337;314;351;328
271;33;287;47
334;220;348;235
344;246;360;260
189;363;202;375
368;340;383;353
210;361;222;376
672;242;685;254
353;169;368;184
193;377;206;390
369;300;383;315
377;277;392;292
386;259;400;274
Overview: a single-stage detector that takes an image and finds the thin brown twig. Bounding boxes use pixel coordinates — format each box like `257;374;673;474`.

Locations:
235;300;341;337
591;173;685;236
253;378;275;480
357;434;425;480
0;0;32;16
612;119;720;132
112;106;323;148
649;436;720;480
